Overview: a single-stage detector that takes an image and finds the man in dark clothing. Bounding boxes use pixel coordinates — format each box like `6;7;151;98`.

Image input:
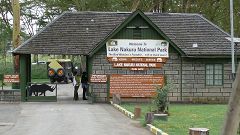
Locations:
81;72;88;100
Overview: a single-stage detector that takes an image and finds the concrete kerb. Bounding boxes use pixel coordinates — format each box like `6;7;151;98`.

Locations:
110;101;134;119
110;101;168;135
146;124;168;135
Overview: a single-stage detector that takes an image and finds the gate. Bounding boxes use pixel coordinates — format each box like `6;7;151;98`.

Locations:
26;82;57;102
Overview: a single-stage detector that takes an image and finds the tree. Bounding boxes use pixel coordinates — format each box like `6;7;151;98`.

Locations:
1;0;240;53
12;0;21;77
0;19;10;66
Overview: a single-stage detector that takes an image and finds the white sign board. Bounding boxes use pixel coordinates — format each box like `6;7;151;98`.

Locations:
106;39;169;57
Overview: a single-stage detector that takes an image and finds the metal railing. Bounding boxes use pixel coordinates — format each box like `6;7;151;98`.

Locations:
87;84;95;103
26;82;57;102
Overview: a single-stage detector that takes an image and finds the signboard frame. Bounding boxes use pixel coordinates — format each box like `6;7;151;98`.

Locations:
107;57;168;63
106;39;169;58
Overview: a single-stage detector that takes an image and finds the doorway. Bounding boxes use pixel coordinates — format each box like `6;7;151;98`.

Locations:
26;54;87;102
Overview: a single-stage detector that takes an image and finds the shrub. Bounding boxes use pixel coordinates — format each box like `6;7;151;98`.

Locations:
0;62;14;75
152;77;174;114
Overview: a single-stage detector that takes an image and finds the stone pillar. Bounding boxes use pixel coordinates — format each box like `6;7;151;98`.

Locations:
134;106;141;119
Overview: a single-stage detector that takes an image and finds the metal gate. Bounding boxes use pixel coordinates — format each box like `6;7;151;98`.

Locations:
26;82;57;102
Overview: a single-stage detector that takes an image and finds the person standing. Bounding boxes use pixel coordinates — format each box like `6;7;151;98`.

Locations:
73;70;81;100
81;71;88;100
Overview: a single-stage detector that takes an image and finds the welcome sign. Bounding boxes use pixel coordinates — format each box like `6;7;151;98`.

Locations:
106;39;169;58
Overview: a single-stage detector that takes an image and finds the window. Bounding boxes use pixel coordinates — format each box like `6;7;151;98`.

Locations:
206;64;223;86
133;28;141;39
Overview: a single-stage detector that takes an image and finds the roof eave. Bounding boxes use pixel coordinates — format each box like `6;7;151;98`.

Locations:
183;54;240;58
13;12;68;55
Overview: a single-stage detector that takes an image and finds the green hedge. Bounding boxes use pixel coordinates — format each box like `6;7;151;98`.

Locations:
0;62;14;75
31;64;48;79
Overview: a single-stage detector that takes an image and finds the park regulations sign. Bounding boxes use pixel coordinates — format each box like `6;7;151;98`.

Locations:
3;75;20;83
90;74;107;83
106;39;169;58
110;74;164;97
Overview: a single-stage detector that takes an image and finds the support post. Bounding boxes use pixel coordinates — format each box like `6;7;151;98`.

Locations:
20;55;28;101
230;0;235;78
134;106;141;119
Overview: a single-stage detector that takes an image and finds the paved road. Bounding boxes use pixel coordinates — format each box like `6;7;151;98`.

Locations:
0;104;20;134
0;84;151;135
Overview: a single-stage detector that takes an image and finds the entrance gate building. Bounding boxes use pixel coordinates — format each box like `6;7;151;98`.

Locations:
13;10;237;103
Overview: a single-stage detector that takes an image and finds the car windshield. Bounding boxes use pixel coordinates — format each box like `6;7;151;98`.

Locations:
60;62;72;69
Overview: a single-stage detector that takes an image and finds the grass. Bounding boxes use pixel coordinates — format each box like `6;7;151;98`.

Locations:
0;55;83;80
0;62;48;79
0;62;14;75
31;79;50;83
31;64;48;79
121;103;227;135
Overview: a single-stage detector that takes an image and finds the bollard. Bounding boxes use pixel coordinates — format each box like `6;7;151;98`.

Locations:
112;94;121;105
134;106;141;119
189;128;209;135
145;112;154;124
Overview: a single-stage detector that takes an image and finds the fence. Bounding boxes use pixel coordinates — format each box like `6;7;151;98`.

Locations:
0;90;20;102
0;74;20;102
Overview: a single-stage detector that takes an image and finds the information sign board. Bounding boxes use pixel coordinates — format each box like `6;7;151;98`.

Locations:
3;75;20;83
107;57;167;63
106;39;169;57
90;75;107;83
110;74;164;97
112;63;163;68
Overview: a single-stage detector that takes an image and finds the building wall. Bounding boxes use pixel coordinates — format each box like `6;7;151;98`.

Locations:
89;47;233;103
88;13;233;103
180;58;232;103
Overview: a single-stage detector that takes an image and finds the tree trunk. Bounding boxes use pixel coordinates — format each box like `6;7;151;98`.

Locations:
161;0;166;13
131;0;140;12
3;40;6;67
33;54;38;63
221;64;240;135
185;0;191;13
145;112;154;124
12;0;20;74
152;0;162;13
